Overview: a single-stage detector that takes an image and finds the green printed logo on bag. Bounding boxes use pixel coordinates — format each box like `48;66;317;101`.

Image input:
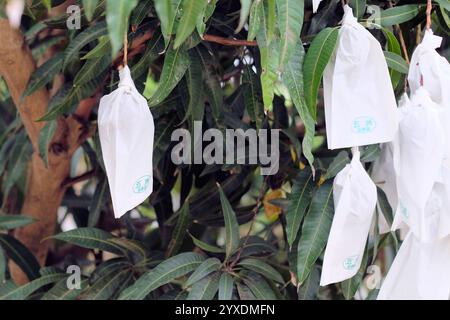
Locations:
133;175;151;194
343;255;359;270
352;116;376;134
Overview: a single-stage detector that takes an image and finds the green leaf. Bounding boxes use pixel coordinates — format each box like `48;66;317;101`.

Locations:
63;21;108;68
236;0;252;33
82;37;112;60
148;45;190;107
296;181;334;284
131;31;164;80
3;138;32;196
0;248;6;283
166;202;191;257
376;187;394;226
185;257;221;288
74;55;111;86
247;0;262;41
38;120;57;167
82;267;132;300
88;177;109;227
348;0;366;19
241;271;276;300
286;168;315;247
218;273;234;300
42;278;88;300
238;258;284;283
283;42;315;169
154;0;183;47
119;252;205;300
187;272;220;300
384;51;409;74
298;265;320;300
174;0;208;49
0;235;40;281
23;53;63;98
237;282;256;300
188;233;225;253
380;5;420;27
360;144;381;163
183;49;204;127
323;150;350;180
131;0;154;26
435;0;450;12
218;185;240;260
83;0;99;21
303;27;339;120
0;273;66;300
51;228;124;255
0;215;35;230
196;0;217;36
277;0;304;71
242;66;263;129
105;0;138;58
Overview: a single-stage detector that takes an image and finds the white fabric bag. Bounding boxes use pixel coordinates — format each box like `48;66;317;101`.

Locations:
312;0;323;13
320;148;377;286
98;66;155;218
391;88;445;242
377;232;450;300
323;5;398;150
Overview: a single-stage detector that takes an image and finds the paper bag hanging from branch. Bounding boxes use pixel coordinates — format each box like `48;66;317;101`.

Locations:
323;5;398;150
320;148;377;286
377;232;450;300
391;88;446;242
98;65;155;218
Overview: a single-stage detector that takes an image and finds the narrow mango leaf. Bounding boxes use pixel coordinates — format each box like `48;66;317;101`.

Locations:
236;0;252;33
323;150;350;180
384;51;409;74
187;272;220;300
296;181;334;284
188;233;225;253
238;258;284;283
277;0;304;71
298;265;320;300
348;0;366;19
131;0;154;26
154;0;183;47
23;53;63;98
88;177;109;227
218;273;234;300
119;252;205;300
51;228;124;255
0;248;6;283
283;42;315;169
0;215;35;230
0;273;66;300
3;138;32;196
237;282;256;300
63;21;108;68
303;27;339;120
83;0;99;21
286;168;314;247
196;0;217;36
242;66;263;128
81;268;132;300
247;0;262;41
218;185;240;260
131;31;164;80
184;257;221;288
241;271;276;299
166;202;191;257
105;0;138;58
174;0;208;49
38;120;57;167
42;278;88;300
148;45;190;107
380;5;420;27
184;49;205;127
73;55;111;86
435;0;450;12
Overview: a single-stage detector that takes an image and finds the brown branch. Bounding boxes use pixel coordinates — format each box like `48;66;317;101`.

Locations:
203;34;257;47
62;170;96;188
426;0;432;30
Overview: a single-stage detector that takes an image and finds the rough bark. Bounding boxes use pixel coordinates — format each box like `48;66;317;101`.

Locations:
0;19;94;285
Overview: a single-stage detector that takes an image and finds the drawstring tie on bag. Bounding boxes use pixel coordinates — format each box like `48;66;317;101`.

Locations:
118;33;135;92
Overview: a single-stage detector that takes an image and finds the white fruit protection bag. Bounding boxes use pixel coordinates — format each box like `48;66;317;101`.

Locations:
320;148;377;286
323;5;398;150
377;233;450;300
98;66;155;218
391;88;445;242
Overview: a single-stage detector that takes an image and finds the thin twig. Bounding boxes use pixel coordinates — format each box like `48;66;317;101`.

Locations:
62;169;96;188
203;34;257;47
426;0;432;30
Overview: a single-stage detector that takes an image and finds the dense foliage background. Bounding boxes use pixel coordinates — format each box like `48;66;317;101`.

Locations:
0;0;448;300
